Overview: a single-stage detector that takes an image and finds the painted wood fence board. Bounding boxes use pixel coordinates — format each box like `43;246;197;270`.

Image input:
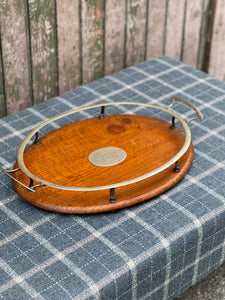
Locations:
165;0;186;60
57;0;80;94
28;0;58;104
81;0;104;84
0;0;31;115
146;0;167;59
126;0;147;67
0;14;6;118
182;0;203;68
208;0;225;81
104;0;126;75
196;0;210;70
0;46;6;118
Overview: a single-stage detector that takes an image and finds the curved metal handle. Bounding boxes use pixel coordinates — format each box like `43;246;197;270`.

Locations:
0;166;35;192
169;97;203;123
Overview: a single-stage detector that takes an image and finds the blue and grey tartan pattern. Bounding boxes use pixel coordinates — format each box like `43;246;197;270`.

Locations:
0;56;225;299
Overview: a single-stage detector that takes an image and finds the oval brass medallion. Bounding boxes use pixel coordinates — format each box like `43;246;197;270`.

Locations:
88;147;127;167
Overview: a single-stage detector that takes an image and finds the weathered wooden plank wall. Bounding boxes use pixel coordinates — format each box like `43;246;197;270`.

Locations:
28;0;58;105
0;0;31;115
126;0;147;67
165;0;186;60
146;0;167;59
209;0;225;81
0;17;5;118
182;0;203;68
57;0;80;94
0;0;222;117
81;0;104;84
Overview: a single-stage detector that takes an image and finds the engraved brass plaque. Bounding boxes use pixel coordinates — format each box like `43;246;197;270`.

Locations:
88;147;127;167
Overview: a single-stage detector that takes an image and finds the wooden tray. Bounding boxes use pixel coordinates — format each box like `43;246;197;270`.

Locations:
0;99;203;214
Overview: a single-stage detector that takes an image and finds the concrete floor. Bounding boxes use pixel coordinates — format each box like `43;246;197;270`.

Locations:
175;262;225;300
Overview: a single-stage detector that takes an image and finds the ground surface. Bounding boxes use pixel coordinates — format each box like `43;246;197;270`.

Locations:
175;262;225;299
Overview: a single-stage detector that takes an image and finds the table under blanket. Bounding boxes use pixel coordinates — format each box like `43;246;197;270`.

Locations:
0;56;225;299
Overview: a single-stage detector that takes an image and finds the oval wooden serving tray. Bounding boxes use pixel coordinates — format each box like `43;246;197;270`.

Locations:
13;113;194;214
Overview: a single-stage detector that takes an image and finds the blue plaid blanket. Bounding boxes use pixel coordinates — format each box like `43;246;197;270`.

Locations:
0;56;225;299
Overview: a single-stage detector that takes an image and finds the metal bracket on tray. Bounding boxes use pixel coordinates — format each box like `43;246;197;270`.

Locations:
0;166;44;192
168;97;203;125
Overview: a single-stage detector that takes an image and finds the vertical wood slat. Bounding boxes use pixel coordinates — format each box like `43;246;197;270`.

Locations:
146;0;167;59
104;0;126;76
182;0;203;68
81;0;104;84
28;0;58;104
56;1;80;94
0;14;6;118
126;0;147;67
196;0;210;70
165;0;186;60
0;0;31;115
208;0;225;81
0;48;6;118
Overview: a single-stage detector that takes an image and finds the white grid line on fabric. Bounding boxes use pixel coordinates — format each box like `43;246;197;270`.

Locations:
79;75;215;137
1;74;222;155
27;107;60;130
0;119;27;141
53;63;184;121
184;174;225;285
206;214;218;280
76;218;138;300
1;149;224;296
0;231;75;299
194;148;225;173
75;203;225;300
0;156;12;169
0;213;56;247
100;70;210;108
156;56;225;95
56;96;102;119
119;226;225;300
0;194;18;208
125;210;172;300
134;209;225;299
0;258;43;299
0;123;40;143
0;195;221;288
176;228;187;296
162;196;203;291
193;123;225;146
0;205;101;299
0;212;136;295
189;113;225;142
83;63;183;100
140;239;225;300
1;202;224;298
166;245;224;299
131;65;225;121
46;215;130;299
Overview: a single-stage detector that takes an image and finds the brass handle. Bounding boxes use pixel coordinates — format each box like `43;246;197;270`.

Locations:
169;97;203;123
0;166;35;192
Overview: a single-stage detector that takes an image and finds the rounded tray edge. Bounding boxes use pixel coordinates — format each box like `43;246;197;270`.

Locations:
13;144;194;214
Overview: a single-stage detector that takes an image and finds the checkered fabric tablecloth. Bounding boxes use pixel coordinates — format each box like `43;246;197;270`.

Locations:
1;56;225;300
